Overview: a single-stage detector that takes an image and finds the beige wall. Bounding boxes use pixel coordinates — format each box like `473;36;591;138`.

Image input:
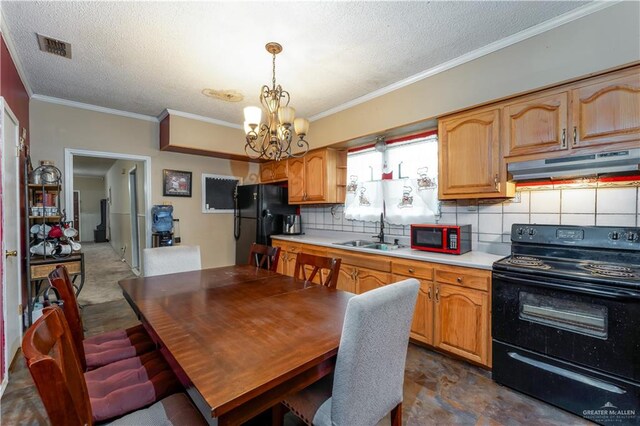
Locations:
168;114;245;156
29;100;260;269
308;2;640;147
73;176;105;242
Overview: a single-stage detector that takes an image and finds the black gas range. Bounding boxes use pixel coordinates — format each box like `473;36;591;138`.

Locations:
492;224;640;426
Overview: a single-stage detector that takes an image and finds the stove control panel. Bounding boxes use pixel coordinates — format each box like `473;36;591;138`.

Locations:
511;224;640;250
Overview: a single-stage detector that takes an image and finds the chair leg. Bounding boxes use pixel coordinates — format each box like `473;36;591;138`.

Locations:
390;402;402;426
272;402;286;426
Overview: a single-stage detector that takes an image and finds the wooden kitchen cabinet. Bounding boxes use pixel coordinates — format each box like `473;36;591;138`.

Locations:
336;264;357;293
571;68;640;149
503;91;569;158
438;107;514;200
259;160;288;183
434;282;489;366
356;268;391;294
394;274;434;345
287;148;347;204
271;241;299;277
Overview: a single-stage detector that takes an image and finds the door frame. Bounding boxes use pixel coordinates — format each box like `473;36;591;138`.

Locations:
128;165;140;273
73;190;81;241
1;99;23;396
64;149;152;249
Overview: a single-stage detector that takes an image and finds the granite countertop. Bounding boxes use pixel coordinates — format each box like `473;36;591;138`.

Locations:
272;232;507;270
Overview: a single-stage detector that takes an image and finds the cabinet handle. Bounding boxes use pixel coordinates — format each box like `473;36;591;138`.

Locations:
435;285;440;303
573;126;578;146
457;276;463;283
408;268;415;274
561;128;566;148
494;174;500;191
427;285;432;300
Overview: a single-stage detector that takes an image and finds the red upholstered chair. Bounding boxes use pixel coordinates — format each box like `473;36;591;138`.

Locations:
248;243;281;272
22;306;205;426
48;265;155;370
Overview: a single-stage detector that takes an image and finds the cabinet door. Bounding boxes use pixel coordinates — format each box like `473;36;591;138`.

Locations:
304;150;327;202
272;160;288;181
260;162;274;183
439;109;503;199
503;91;569;157
336;264;357;293
356;268;391;294
288;158;305;203
394;274;433;345
283;252;297;277
434;283;489;366
571;70;640;148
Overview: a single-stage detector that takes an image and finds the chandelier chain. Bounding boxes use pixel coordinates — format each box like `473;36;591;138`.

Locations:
272;52;277;91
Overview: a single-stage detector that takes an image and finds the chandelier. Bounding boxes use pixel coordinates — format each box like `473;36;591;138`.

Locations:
243;42;310;161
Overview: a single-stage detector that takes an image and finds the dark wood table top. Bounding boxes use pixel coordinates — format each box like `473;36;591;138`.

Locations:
119;265;354;423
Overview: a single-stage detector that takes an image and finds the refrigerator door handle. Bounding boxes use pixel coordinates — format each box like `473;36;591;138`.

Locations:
233;185;240;240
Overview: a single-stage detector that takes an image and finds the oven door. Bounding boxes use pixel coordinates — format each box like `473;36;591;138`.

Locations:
492;272;640;382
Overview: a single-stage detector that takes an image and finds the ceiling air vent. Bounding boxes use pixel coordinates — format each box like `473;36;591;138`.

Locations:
37;34;72;59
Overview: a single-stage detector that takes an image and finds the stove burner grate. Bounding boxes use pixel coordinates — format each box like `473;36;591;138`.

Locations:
505;256;551;270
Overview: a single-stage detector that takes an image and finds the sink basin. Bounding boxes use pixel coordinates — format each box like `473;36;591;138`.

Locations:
334;240;374;247
334;240;403;251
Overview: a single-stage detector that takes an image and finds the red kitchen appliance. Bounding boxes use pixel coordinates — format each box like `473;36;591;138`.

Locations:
410;224;472;255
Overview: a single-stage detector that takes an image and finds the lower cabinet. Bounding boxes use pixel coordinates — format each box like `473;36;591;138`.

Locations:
273;240;492;367
433;283;490;366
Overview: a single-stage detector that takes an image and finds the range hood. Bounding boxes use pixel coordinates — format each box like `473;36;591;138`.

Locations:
508;148;640;181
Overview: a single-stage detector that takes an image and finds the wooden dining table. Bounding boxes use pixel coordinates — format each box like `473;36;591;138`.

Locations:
119;265;354;425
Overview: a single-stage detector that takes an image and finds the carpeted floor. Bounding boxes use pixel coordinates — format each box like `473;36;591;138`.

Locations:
77;242;136;306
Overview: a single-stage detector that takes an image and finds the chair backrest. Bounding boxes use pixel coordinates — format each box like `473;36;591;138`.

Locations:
330;278;419;426
293;253;342;288
22;306;93;426
48;265;87;370
143;245;202;277
247;243;281;272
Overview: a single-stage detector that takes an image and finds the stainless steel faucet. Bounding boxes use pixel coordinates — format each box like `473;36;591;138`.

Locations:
373;212;385;243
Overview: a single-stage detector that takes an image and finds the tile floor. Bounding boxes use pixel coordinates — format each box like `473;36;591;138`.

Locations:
0;297;591;425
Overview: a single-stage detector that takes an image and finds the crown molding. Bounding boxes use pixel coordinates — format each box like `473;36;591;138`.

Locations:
1;12;34;97
162;109;242;129
31;94;159;122
309;1;621;122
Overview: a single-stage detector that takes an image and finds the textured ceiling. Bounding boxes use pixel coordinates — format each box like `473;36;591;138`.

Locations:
3;1;589;125
73;156;116;177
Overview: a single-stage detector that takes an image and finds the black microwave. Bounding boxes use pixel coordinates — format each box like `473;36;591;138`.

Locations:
410;224;472;255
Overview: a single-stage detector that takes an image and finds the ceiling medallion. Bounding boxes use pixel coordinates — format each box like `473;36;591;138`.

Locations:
243;42;309;161
202;89;244;102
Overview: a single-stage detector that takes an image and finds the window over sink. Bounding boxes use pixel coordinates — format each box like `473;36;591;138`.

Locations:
345;132;439;225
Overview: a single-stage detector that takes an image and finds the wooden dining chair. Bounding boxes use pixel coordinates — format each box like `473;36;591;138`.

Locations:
273;278;420;426
143;245;202;277
22;306;205;426
293;252;342;288
248;243;281;272
48;265;155;371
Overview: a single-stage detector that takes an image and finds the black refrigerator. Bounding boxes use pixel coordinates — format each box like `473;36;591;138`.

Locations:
234;184;296;266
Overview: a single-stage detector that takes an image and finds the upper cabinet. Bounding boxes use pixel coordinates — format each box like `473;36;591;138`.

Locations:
503;91;569;158
439;107;514;199
288;148;347;204
259;160;288;183
571;69;640;149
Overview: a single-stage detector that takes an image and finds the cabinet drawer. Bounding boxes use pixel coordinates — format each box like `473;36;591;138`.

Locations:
337;252;391;273
392;260;434;280
31;261;81;280
435;267;490;291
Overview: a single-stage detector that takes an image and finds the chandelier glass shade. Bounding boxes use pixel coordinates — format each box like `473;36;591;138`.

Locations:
243;42;310;161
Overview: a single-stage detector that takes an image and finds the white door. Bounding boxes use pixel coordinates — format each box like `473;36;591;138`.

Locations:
1;99;22;380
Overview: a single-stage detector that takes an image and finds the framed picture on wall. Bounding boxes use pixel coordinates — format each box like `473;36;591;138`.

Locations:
163;169;192;197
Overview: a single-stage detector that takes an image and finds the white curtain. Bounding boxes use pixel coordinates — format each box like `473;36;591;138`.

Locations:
344;181;384;222
383;178;437;225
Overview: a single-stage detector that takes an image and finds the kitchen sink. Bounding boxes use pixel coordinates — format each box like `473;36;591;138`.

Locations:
334;240;374;247
334;240;403;251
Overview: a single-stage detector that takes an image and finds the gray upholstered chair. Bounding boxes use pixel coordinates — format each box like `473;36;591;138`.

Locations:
142;245;202;277
276;278;420;426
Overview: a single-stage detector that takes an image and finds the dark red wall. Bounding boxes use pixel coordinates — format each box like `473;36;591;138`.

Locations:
1;35;29;145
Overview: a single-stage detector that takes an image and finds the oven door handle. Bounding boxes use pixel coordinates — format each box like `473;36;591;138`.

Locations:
493;272;640;300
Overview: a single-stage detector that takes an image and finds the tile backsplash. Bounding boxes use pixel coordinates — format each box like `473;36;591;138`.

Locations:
301;185;640;252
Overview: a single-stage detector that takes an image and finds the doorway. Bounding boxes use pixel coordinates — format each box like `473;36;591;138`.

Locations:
128;166;140;272
1;99;22;393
